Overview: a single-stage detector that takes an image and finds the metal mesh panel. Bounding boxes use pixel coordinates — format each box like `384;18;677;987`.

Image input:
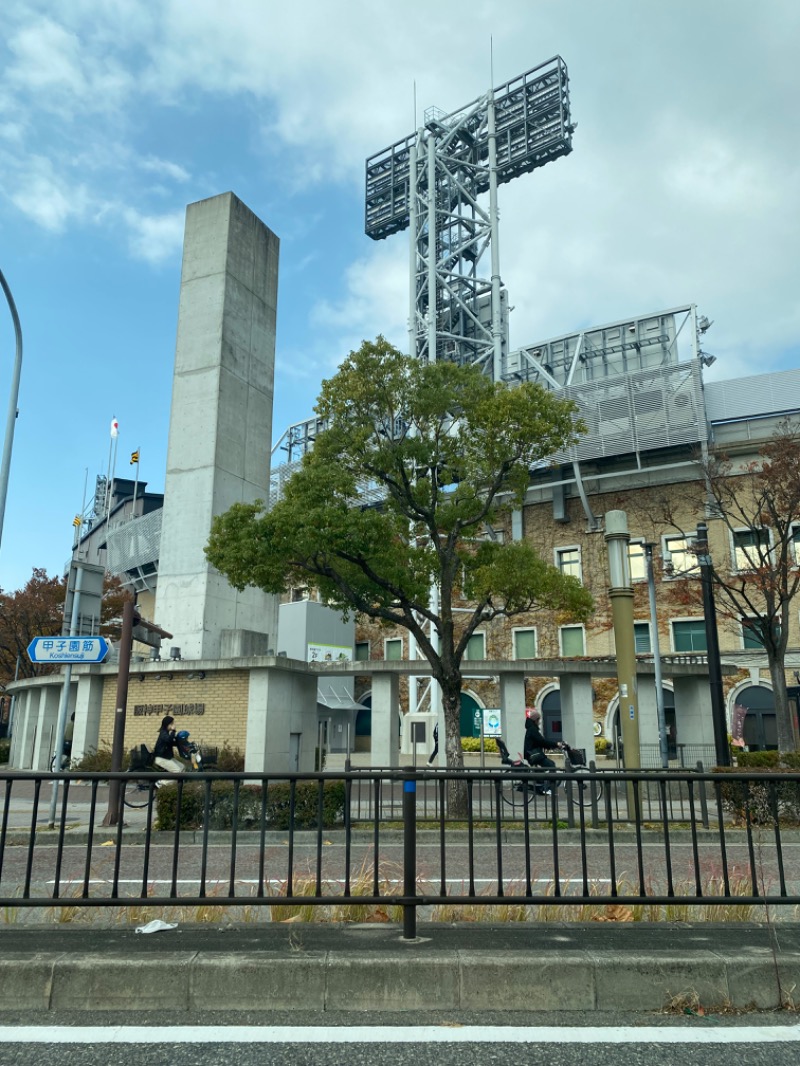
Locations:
105;509;162;575
553;362;706;464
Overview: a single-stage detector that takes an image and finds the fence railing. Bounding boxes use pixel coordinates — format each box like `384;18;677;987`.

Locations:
1;766;799;939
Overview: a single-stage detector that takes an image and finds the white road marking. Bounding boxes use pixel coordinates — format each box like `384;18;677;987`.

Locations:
0;1025;798;1044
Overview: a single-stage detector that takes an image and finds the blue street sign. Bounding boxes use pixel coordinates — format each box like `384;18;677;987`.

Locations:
27;636;109;664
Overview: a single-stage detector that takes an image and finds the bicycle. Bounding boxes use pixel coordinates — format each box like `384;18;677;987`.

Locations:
495;738;603;810
123;730;205;808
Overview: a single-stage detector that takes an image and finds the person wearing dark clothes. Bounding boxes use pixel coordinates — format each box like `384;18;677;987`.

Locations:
426;722;439;767
523;707;556;793
153;715;183;773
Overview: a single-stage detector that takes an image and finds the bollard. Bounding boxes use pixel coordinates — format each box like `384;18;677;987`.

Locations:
402;766;417;940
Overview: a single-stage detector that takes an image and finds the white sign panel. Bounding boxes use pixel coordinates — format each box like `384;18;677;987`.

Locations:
307;643;351;664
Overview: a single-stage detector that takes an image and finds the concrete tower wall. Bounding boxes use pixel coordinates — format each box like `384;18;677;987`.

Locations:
155;192;279;659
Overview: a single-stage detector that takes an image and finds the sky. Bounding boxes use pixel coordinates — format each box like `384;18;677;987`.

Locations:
0;0;798;593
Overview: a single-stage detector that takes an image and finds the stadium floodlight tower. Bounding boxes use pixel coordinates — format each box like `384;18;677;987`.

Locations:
365;56;574;381
365;58;574;731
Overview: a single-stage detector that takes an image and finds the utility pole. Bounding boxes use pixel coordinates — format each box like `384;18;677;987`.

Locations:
695;521;731;767
102;604;172;827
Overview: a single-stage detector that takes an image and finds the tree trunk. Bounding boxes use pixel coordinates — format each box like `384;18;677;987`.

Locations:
441;682;468;819
767;654;798;752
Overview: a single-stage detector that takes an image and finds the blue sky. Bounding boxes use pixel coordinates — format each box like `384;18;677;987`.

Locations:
1;0;798;592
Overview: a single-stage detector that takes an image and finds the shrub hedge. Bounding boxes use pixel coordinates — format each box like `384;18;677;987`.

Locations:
70;744;130;774
0;739;10;765
715;752;800;824
461;737;499;754
155;779;347;832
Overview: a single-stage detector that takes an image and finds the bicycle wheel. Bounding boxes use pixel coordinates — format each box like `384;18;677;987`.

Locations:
499;768;535;810
567;766;603;807
123;775;155;809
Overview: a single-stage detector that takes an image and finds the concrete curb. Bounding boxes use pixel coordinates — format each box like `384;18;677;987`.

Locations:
0;933;797;1014
0;945;796;1012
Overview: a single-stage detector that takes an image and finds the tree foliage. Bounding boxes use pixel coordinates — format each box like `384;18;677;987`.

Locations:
662;420;800;752
0;568;129;688
207;338;594;789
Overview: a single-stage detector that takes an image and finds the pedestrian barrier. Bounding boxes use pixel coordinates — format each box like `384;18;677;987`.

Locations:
1;765;799;939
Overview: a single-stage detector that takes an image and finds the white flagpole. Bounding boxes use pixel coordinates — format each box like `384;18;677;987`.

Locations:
106;418;119;524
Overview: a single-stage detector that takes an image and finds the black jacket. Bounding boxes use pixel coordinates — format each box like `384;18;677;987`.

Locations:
154;727;176;760
523;718;548;761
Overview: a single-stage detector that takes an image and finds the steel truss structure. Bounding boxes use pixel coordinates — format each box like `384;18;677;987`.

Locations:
366;56;573;379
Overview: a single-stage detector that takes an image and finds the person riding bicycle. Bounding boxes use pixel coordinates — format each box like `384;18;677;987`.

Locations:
153;714;184;773
523;707;557;794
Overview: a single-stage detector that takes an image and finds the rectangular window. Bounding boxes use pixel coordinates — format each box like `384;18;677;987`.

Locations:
672;620;707;652
792;525;800;565
513;629;537;659
560;625;585;656
355;642;370;661
384;638;403;661
663;535;699;577
628;541;646;583
464;633;486;660
634;621;652;654
741;618;780;649
733;528;770;571
290;586;310;602
556;546;582;582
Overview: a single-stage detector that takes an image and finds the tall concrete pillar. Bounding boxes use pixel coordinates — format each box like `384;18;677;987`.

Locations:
156;192;280;660
500;672;526;747
73;674;105;763
371;675;400;767
559;673;595;764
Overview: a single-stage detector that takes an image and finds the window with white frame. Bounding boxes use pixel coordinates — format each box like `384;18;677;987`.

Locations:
732;527;770;571
663;534;699;577
556;546;582;582
464;633;486;660
672;619;707;652
355;641;370;661
513;628;537;659
384;638;403;661
634;621;652;654
290;586;310;602
559;625;585;656
628;541;646;582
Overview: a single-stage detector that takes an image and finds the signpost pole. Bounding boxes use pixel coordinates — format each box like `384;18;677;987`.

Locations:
102;599;135;827
47;565;85;828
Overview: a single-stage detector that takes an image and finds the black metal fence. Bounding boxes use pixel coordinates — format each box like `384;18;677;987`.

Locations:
1;765;799;939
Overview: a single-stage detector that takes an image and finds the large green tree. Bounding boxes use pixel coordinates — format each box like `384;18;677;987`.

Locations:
206;339;593;799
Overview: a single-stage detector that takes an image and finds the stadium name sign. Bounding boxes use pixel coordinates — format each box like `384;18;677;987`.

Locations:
133;703;206;717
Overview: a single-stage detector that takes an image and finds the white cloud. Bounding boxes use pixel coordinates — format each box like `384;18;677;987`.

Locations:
7;156;91;231
122;207;185;263
139;157;191;183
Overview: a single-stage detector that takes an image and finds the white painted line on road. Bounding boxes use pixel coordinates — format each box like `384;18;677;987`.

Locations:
0;1025;799;1044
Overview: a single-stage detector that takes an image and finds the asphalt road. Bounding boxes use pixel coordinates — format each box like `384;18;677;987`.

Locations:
1;837;797;908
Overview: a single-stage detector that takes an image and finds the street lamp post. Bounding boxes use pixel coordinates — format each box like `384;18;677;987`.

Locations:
694;521;731;767
604;510;641;768
0;266;23;552
644;543;670;769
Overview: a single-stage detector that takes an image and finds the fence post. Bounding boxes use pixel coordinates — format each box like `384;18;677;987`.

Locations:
696;760;709;829
402;766;417;940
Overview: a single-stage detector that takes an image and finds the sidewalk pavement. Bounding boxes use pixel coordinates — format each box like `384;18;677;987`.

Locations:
1;923;799;1014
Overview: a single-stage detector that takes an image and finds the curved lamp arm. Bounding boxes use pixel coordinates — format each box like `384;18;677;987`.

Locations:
0;266;23;552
